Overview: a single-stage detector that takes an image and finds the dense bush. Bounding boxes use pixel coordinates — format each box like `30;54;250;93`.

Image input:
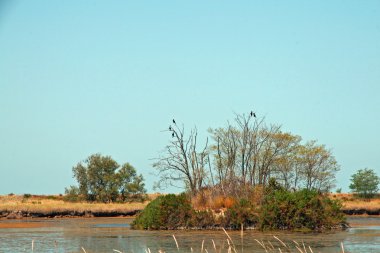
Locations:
259;188;345;231
23;193;32;199
63;186;86;202
132;187;346;231
222;198;258;229
132;194;194;229
190;210;216;228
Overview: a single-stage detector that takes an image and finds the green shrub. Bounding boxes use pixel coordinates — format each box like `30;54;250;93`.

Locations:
190;210;216;228
222;198;258;229
46;195;58;200
132;193;194;229
63;186;82;202
259;188;345;231
23;193;32;199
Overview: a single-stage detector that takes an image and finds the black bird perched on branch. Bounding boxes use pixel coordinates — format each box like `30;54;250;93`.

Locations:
250;111;256;118
169;126;172;131
172;119;176;124
172;132;175;138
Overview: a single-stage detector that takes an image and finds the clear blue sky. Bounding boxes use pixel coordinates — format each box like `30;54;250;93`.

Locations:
1;1;379;194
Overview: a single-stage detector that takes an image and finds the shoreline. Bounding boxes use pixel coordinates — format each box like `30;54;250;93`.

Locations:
1;193;379;220
342;208;380;216
0;209;140;219
1;208;379;220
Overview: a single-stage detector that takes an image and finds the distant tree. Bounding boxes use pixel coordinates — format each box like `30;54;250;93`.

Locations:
349;168;379;199
64;185;81;202
117;163;146;201
68;154;146;203
73;154;119;202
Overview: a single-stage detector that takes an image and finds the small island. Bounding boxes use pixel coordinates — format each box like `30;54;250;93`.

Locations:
1;114;379;232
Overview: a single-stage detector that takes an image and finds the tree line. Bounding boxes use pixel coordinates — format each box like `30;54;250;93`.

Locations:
154;113;340;197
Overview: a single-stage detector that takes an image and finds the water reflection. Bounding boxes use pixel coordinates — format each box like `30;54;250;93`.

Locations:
0;217;379;253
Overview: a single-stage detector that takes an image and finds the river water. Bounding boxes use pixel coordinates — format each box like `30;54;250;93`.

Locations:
0;217;379;253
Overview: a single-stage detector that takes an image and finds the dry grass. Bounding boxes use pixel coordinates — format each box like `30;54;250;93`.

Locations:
0;194;151;214
329;193;380;211
191;190;236;210
2;192;379;215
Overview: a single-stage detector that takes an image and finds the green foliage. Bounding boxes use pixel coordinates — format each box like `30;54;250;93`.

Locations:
23;193;32;199
259;188;345;231
132;188;345;231
222;198;258;229
69;154;146;203
46;195;59;200
132;194;194;229
63;185;83;202
349;168;380;199
190;210;215;228
117;163;146;202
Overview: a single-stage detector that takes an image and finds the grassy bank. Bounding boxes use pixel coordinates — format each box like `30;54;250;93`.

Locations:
330;193;380;214
1;193;379;219
0;194;151;217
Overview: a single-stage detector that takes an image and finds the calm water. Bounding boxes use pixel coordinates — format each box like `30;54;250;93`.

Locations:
0;217;379;253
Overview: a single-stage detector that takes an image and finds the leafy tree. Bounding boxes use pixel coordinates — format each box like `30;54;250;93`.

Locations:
117;163;146;201
64;185;81;202
298;141;339;192
67;154;146;202
209;114;339;195
349;168;380;199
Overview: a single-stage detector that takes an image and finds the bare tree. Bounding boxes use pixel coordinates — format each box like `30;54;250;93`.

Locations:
153;121;209;195
154;113;340;197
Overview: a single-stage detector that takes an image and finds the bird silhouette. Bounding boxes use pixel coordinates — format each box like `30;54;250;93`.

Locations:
250;111;256;118
173;119;176;124
169;126;172;131
172;132;175;138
